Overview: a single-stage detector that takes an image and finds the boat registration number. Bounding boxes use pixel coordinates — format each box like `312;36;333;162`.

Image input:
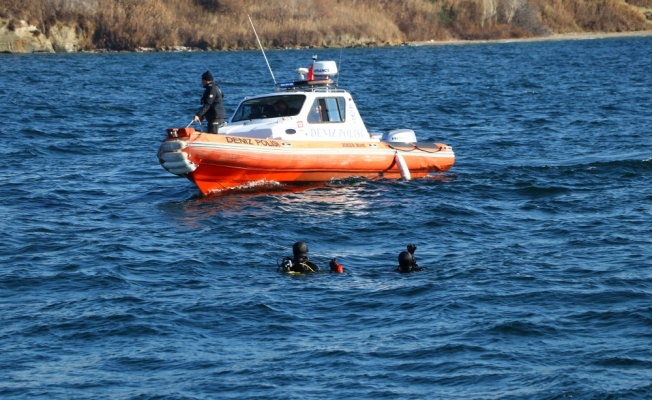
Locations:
226;137;280;147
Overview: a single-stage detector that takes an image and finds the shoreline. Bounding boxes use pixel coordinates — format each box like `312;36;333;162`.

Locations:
2;30;651;55
408;30;652;47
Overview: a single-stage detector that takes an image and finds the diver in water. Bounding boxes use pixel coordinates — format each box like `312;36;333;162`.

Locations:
397;244;424;273
278;241;344;274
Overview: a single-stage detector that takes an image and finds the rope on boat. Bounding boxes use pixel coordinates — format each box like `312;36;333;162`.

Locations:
395;152;412;180
415;145;443;153
387;143;442;153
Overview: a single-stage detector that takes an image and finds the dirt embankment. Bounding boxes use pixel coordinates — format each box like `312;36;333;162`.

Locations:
1;0;651;53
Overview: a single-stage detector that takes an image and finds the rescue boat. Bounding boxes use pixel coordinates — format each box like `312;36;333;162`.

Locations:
158;59;455;195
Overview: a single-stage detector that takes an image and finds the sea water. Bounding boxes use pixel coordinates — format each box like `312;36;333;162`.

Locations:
0;36;651;399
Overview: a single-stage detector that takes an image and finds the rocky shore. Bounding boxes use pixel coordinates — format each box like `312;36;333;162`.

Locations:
409;30;652;47
0;18;83;53
2;16;651;54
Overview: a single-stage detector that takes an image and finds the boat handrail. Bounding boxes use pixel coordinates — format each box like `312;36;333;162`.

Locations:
275;86;347;93
274;78;348;93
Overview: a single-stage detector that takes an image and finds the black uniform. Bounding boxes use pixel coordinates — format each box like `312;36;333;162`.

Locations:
289;257;321;274
196;81;226;133
278;241;322;274
397;244;424;273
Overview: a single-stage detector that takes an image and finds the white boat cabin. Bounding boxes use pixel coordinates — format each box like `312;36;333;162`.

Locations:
218;60;417;143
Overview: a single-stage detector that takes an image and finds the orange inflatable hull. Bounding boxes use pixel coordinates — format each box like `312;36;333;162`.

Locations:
158;128;455;195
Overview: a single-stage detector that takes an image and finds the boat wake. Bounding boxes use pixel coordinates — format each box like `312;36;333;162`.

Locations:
206;179;282;195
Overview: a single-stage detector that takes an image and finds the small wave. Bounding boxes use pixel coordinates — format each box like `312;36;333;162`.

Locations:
594;356;652;368
488;319;559;337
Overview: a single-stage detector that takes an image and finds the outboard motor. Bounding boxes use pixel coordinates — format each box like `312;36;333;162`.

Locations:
312;61;338;80
382;129;417;142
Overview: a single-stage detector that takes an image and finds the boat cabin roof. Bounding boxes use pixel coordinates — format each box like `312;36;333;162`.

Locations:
221;59;374;141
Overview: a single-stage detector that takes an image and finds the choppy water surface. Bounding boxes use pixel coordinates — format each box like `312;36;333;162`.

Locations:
1;36;651;399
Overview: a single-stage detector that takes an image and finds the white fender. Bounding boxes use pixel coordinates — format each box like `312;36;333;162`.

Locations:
159;140;187;152
395;152;411;180
168;166;196;175
160;151;189;162
163;160;197;175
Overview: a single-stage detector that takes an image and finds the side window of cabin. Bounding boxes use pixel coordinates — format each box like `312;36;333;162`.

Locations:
307;97;346;124
233;103;263;121
233;95;306;122
232;105;246;121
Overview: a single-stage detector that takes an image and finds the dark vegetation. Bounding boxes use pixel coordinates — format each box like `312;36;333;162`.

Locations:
1;0;650;51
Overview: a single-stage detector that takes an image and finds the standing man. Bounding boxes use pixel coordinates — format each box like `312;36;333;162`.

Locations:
193;70;226;133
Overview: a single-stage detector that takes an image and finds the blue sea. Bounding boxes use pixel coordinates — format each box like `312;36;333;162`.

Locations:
1;36;651;399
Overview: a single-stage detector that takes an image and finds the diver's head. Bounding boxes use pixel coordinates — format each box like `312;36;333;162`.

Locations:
398;251;414;273
292;241;309;260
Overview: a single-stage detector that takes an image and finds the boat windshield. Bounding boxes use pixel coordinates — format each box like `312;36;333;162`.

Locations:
232;95;306;122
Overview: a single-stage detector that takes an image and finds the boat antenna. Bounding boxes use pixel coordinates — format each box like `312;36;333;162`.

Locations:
336;47;343;87
248;15;276;84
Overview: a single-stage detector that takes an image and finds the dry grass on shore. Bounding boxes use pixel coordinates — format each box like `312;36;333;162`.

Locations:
1;0;651;51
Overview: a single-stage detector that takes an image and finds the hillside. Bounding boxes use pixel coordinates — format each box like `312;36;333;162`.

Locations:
1;0;651;53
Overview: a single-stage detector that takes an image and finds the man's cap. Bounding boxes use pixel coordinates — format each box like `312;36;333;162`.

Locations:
202;70;213;81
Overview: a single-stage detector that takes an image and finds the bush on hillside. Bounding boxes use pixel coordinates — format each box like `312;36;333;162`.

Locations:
0;0;649;51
